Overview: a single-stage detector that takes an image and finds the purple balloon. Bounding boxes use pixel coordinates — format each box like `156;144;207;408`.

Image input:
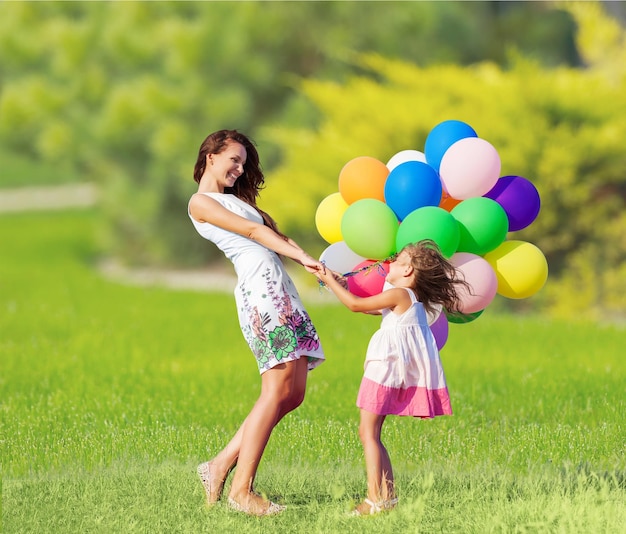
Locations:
429;312;449;350
484;175;541;232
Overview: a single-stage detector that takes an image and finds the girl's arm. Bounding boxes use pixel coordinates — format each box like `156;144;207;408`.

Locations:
189;194;322;272
317;269;411;314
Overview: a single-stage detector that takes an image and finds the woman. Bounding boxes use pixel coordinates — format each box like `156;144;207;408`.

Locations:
188;130;325;516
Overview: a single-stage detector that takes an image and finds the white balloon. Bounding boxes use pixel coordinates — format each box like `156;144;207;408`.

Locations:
386;149;427;172
426;303;443;326
320;241;367;273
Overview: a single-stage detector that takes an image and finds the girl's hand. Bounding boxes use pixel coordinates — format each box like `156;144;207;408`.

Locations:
316;269;345;287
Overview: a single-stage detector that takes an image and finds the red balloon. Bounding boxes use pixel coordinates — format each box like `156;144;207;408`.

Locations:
346;260;390;297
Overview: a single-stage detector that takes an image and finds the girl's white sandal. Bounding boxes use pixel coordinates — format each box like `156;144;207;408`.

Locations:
350;497;399;516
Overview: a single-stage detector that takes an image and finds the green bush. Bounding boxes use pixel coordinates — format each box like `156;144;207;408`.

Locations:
263;3;626;320
1;2;580;265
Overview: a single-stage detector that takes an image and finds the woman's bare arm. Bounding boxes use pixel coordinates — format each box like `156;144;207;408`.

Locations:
189;193;322;271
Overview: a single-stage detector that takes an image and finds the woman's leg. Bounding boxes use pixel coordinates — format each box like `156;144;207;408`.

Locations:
201;358;308;504
200;420;245;503
226;357;309;514
358;409;395;505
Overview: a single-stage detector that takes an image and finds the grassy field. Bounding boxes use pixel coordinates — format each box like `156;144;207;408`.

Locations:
2;209;625;533
0;149;82;189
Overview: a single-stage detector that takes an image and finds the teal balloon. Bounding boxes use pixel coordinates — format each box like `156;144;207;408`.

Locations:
341;199;399;259
451;197;508;255
395;206;459;258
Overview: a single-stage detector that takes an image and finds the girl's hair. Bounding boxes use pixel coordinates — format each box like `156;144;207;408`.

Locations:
400;240;471;317
193;129;284;236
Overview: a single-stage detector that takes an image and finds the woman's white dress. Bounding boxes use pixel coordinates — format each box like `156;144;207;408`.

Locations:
189;193;324;374
356;285;451;418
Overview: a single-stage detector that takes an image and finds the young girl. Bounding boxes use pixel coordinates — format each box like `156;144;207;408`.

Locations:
316;240;468;515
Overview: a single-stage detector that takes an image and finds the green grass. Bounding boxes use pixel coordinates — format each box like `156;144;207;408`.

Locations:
0;148;82;188
1;209;625;533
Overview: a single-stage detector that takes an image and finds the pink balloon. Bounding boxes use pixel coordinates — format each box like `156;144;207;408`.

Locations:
429;312;449;350
347;260;389;297
450;252;498;313
439;138;501;200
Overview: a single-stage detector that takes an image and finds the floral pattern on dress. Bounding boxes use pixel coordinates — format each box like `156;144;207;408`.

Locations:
240;268;321;372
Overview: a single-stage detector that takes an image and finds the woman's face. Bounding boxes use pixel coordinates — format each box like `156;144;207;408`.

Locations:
207;141;246;189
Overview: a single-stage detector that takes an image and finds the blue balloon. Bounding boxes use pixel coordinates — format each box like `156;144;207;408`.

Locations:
424;120;477;172
384;161;442;221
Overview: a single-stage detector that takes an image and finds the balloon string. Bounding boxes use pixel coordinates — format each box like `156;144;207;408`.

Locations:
318;254;396;291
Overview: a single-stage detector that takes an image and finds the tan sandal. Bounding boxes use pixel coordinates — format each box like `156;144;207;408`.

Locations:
227;496;286;516
197;462;224;505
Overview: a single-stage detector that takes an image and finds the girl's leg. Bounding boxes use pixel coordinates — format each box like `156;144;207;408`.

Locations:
227;357;309;514
358;409;395;507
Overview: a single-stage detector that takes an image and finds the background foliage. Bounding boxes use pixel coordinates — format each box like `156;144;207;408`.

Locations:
263;2;626;320
0;1;624;319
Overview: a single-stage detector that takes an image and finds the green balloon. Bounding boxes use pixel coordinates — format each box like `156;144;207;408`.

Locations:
445;308;484;324
451;197;508;255
341;199;399;259
395;206;459;258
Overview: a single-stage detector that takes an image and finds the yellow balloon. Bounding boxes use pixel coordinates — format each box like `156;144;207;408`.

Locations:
484;240;548;299
315;192;349;244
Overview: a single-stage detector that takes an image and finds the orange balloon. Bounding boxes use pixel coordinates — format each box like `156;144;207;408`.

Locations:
338;156;389;204
439;192;462;211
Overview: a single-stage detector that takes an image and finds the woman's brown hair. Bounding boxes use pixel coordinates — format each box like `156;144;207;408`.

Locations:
193;129;285;236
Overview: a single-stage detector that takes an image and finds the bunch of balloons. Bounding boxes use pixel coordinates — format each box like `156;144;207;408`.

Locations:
315;119;548;350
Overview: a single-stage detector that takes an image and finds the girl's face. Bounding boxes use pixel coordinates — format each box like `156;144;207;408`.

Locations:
386;250;412;284
207;141;246;190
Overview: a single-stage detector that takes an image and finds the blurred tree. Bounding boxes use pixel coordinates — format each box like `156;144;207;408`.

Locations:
0;1;583;266
263;1;626;320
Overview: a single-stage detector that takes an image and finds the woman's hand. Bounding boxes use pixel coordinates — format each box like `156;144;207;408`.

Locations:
300;252;326;274
334;272;349;289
